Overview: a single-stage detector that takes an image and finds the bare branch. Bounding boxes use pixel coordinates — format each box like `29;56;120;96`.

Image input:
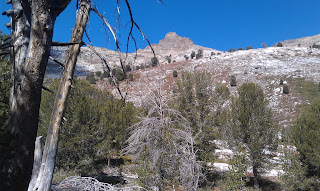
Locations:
42;86;54;93
0;52;10;56
51;41;84;46
48;56;64;68
90;6;127;78
83;41;124;99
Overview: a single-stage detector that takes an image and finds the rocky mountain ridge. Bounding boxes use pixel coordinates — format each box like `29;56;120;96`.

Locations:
47;32;218;78
48;32;320;127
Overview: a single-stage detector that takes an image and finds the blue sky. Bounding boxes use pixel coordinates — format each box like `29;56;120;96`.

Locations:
1;0;319;52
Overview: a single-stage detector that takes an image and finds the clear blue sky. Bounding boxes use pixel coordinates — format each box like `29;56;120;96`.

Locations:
1;0;319;52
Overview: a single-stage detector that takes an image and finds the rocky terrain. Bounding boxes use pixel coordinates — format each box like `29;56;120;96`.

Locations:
47;32;219;78
49;32;320;128
273;33;320;47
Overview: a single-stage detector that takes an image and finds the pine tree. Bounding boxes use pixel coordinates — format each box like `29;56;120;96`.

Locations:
227;83;277;189
291;97;320;183
224;146;248;190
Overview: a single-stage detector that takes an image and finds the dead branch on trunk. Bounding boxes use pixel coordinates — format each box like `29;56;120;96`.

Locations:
49;55;65;68
51;41;84;46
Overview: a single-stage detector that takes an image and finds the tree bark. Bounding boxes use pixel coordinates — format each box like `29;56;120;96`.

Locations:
6;0;53;190
1;0;70;190
252;165;259;190
33;1;91;190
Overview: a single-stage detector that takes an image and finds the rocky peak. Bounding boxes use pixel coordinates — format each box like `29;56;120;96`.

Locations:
157;32;194;50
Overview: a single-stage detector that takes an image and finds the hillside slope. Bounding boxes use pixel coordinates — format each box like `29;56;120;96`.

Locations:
48;33;320;127
273;33;320;47
100;46;320;127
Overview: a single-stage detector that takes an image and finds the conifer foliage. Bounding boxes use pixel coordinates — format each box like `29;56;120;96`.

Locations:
38;79;137;173
227;83;277;189
291;97;320;184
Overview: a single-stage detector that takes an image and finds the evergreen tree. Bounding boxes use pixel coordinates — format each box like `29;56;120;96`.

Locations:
38;79;137;173
0;31;11;173
196;49;203;59
172;70;178;77
151;56;159;67
227;83;277;189
190;51;196;59
224;146;248;190
291;97;320;184
281;145;314;191
174;72;230;166
230;75;237;86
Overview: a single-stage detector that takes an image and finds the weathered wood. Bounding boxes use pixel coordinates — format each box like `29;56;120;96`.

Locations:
34;1;91;190
27;136;43;191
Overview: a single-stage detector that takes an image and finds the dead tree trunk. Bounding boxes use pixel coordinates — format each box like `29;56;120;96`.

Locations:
31;1;91;190
27;136;43;191
1;0;70;190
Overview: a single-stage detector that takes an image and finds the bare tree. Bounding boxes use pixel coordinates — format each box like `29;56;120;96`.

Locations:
123;89;201;191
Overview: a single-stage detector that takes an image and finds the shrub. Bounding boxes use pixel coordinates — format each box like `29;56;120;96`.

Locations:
136;66;140;70
228;48;236;52
246;46;252;50
190;51;196;59
102;70;110;78
196;49;203;59
173;70;178;77
112;68;117;75
165;55;172;63
312;43;320;49
283;84;289;94
211;52;215;56
184;55;189;60
128;73;133;81
114;69;125;81
95;71;102;77
125;65;132;72
230;75;237;86
280;79;284;85
86;72;96;84
151;56;159;67
277;42;283;47
238;47;243;50
108;77;115;86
